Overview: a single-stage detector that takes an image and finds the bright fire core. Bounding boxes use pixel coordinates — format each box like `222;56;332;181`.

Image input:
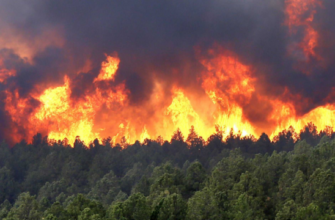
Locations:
3;48;335;146
1;0;334;146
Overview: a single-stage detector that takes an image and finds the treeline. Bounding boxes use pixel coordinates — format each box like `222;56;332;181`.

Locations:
0;123;334;219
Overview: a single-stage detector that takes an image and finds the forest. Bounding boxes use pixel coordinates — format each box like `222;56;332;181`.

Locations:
0;124;335;219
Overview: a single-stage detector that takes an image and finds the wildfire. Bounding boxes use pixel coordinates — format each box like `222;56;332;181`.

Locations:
33;76;99;145
0;0;335;147
285;0;323;62
139;126;151;143
165;89;211;139
3;44;335;147
94;54;120;82
199;47;257;138
0;58;16;83
3;55;129;145
270;104;335;139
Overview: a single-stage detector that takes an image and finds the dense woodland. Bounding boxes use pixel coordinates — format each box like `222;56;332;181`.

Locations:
0;124;335;219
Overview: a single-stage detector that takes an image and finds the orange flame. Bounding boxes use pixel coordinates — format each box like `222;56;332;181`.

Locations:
34;76;99;145
4;55;128;145
3;45;335;146
285;0;323;62
94;54;120;82
0;58;16;83
199;47;257;138
165;88;211;139
269;102;335;139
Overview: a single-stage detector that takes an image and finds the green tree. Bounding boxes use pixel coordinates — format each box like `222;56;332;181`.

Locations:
44;201;69;220
5;192;41;220
66;194;105;220
303;168;335;211
87;170;120;206
231;172;265;219
149;163;185;201
113;191;128;203
157;193;187;220
185;161;206;194
37;179;68;203
131;176;150;196
78;207;103;220
210;149;251;193
286;170;305;204
108;193;150;220
120;163;144;195
0;167;17;204
186;187;219;220
0;200;12;219
294;203;327;220
275;200;297;220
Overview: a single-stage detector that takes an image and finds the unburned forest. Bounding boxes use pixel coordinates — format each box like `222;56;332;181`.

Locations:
0;124;335;219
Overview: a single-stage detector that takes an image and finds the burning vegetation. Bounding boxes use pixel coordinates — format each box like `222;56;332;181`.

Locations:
3;1;335;219
0;0;335;146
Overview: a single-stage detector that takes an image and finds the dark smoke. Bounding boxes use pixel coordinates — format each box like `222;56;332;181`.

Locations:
1;0;335;143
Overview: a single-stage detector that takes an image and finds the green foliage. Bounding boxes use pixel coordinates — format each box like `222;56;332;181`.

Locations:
1;124;335;219
232;193;264;220
107;193;150;220
185;161;206;194
149;163;185;202
87;170;120;206
0;200;12;219
120;163;144;195
5;192;41;220
66;194;105;220
44;201;69;220
294;203;327;220
113;191;128;203
186;187;224;220
0;167;17;204
37;179;68;203
132;176;151;196
303;169;335;210
276;200;298;220
156;193;187;220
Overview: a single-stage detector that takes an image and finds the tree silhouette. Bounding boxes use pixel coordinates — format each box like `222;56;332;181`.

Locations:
171;128;184;143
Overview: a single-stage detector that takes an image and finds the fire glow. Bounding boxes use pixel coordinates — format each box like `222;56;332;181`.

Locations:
3;49;335;146
285;0;323;62
0;0;334;146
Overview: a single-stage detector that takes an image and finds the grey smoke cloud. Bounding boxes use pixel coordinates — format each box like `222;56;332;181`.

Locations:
0;0;334;143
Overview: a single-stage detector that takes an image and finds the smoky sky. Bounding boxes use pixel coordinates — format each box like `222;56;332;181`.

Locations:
1;0;335;142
